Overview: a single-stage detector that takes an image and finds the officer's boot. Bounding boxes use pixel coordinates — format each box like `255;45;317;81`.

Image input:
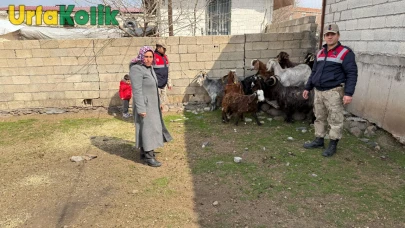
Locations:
322;139;339;157
303;137;324;149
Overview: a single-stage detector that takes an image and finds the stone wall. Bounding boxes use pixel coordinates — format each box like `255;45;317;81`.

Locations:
0;32;316;111
266;16;317;34
324;0;405;144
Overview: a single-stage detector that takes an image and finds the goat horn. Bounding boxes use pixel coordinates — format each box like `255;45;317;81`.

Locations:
268;76;277;86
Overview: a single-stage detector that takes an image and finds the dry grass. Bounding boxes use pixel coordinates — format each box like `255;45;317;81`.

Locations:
0;110;405;227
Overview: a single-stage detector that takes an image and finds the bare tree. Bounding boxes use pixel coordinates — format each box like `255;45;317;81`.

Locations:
77;0;215;37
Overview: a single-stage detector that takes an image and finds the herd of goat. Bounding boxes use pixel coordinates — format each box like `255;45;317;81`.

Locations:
195;52;316;125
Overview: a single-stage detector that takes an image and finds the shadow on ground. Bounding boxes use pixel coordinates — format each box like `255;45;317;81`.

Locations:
90;136;143;165
107;92;134;123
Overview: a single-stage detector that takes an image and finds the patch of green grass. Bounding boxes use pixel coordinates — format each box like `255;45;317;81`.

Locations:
185;110;405;226
153;177;170;188
144;177;175;197
58;118;112;132
0;119;53;145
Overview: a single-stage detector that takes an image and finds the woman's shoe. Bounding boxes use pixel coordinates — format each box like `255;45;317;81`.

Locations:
145;158;162;167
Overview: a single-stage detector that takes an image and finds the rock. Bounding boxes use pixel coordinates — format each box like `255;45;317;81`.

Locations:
70;156;84;162
349;127;362;137
349;121;368;131
273;116;284;121
259;121;265;124
244;118;252;122
343;110;351;117
216;161;224;165
202;142;209;148
311;173;318;177
346;117;367;122
302;129;307;133
292;112;306;121
267;118;273;121
212;201;219;206
170;118;184;122
360;138;370;143
234;157;242;163
366;141;378;148
287;137;294;141
162;105;170;112
266;108;284;117
203;107;211;111
364;125;377;137
296;127;307;131
132;190;139;194
260;103;271;112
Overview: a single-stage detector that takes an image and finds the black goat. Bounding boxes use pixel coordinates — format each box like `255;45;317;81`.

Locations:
265;76;314;123
304;53;315;69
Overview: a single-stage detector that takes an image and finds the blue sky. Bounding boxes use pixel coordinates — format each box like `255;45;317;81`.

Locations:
1;0;322;9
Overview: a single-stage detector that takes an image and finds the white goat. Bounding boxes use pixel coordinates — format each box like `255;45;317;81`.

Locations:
266;59;311;87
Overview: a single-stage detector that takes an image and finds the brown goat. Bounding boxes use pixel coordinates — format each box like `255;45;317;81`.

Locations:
251;59;274;80
224;70;243;95
277;51;298;69
222;77;265;126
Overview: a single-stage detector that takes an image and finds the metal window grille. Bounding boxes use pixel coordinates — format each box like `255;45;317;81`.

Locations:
206;0;231;35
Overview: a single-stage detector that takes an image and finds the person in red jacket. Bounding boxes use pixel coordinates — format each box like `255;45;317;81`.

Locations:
119;74;132;118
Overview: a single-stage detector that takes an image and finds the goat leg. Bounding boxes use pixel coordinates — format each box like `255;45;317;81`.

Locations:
209;95;217;111
284;108;294;123
252;112;262;126
222;110;227;123
235;113;241;125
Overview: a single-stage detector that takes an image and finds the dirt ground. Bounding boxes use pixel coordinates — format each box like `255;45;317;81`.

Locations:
1;110;405;228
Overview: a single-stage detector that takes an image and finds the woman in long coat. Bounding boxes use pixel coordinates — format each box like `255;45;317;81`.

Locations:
129;46;173;167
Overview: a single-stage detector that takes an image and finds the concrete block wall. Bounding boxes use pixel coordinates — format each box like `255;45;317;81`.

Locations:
325;0;405;55
0;31;316;111
243;31;316;76
324;0;405;143
266;16;318;33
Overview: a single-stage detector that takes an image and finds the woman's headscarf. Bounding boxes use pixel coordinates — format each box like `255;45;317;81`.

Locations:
131;46;154;64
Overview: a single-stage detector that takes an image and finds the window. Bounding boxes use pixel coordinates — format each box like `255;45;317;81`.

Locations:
206;0;231;35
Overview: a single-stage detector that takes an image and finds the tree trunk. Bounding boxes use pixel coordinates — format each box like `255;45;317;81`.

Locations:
168;0;174;36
